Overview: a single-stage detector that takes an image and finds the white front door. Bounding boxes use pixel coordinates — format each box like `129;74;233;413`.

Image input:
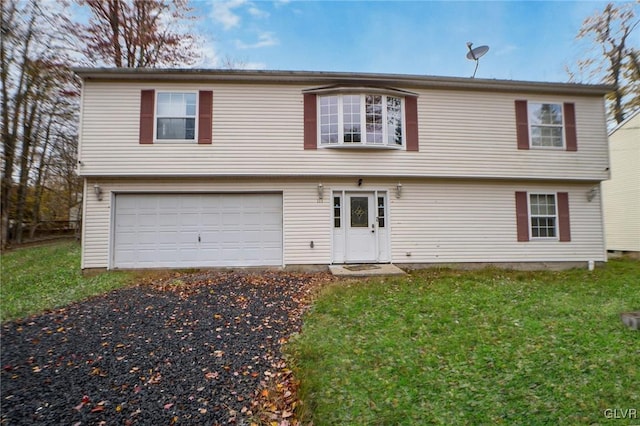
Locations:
345;192;377;262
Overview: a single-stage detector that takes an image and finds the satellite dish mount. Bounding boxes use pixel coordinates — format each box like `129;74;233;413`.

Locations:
466;42;489;78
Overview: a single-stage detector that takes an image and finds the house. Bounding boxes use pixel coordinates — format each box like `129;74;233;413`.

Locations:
74;68;612;271
602;109;640;255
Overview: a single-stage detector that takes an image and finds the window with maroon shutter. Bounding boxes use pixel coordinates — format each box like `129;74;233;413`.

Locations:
517;191;572;242
516;100;578;151
141;90;212;143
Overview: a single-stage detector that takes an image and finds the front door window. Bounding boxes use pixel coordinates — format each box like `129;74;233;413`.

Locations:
350;197;369;227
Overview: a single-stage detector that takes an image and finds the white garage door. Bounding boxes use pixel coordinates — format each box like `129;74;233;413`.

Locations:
113;193;282;268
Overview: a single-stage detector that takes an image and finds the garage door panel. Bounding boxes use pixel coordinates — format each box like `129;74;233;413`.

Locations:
114;193;282;268
201;196;224;208
116;213;139;228
262;215;282;226
117;196;140;209
222;212;243;226
158;214;179;225
221;248;241;261
262;248;282;261
138;231;161;244
201;213;221;224
199;248;222;258
242;230;262;242
243;212;263;225
179;196;201;208
243;249;261;261
262;229;283;239
178;248;199;260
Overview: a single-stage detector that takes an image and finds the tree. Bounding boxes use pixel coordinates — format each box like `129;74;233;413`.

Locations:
1;0;80;248
572;2;640;124
74;0;199;68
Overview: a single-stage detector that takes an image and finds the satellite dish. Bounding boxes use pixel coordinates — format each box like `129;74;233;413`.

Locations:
466;42;490;78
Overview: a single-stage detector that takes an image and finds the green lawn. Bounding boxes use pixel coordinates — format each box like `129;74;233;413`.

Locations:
0;241;135;322
288;260;640;425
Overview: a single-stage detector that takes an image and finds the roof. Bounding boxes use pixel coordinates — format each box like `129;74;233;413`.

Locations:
608;108;640;136
73;67;614;96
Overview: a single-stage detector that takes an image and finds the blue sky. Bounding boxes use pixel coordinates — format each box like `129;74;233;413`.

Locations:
192;0;634;83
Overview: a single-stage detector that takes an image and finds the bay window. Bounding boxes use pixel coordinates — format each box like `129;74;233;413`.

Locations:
319;93;405;147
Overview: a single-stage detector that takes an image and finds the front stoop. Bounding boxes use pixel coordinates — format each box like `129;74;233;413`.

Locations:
329;264;406;277
620;312;640;330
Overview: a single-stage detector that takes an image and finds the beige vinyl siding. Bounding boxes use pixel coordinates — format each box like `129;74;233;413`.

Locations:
78;82;608;181
388;180;605;263
602;111;640;252
82;177;605;269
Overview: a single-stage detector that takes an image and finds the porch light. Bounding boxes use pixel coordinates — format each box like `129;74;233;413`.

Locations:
317;183;324;200
396;183;402;199
586;187;597;202
94;184;103;201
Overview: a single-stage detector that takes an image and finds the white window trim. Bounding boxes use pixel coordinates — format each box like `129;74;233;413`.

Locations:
528;101;565;150
153;90;199;143
317;94;406;150
528;192;559;240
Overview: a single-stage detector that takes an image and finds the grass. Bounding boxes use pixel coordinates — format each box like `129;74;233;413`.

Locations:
287;259;640;425
0;241;136;322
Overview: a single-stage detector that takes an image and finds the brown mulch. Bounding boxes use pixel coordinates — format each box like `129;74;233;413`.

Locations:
1;271;333;425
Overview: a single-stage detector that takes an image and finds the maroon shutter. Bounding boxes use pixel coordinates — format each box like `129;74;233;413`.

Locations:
564;103;577;151
303;93;317;150
198;90;213;145
405;95;419;152
557;192;571;242
515;191;529;242
139;90;155;144
515;100;529;150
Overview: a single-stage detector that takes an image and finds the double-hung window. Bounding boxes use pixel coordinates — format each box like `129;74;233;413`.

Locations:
529;193;557;238
515;191;570;242
156;92;197;141
529;103;563;148
319;94;404;147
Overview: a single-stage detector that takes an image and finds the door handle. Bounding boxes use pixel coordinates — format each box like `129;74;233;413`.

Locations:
371;224;375;233
198;234;201;242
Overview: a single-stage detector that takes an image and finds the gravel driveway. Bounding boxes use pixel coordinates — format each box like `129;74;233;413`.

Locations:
1;271;330;425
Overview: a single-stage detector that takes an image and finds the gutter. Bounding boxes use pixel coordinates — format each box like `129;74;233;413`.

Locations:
72;68;614;96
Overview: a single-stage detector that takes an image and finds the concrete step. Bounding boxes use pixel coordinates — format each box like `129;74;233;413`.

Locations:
329;264;406;277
